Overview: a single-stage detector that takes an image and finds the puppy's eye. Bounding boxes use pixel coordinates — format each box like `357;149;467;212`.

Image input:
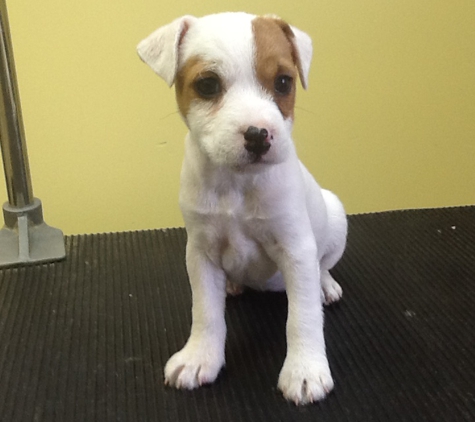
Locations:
274;75;293;95
194;76;222;99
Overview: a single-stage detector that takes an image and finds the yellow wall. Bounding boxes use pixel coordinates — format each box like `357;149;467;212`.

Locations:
2;0;474;235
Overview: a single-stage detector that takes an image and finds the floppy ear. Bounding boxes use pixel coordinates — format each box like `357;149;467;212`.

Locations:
137;15;197;87
286;25;313;90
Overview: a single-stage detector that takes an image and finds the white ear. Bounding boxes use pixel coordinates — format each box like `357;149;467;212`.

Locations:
288;25;313;90
137;15;197;87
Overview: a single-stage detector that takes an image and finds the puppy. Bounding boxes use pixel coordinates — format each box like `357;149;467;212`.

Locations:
137;12;347;405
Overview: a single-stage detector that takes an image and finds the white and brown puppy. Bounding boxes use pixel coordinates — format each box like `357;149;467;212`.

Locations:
137;12;347;405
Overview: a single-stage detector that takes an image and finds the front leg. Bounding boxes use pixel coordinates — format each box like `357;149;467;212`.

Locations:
276;238;334;405
164;240;227;389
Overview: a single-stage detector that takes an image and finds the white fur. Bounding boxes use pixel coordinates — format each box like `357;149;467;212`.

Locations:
138;12;347;405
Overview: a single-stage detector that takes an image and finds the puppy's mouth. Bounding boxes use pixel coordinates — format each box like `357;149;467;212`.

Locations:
249;152;267;164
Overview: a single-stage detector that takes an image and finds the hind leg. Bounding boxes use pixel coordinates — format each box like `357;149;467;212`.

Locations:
226;280;245;296
319;189;347;305
321;270;343;305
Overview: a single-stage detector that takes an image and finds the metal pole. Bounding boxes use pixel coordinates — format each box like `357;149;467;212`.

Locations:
0;0;65;267
0;0;33;208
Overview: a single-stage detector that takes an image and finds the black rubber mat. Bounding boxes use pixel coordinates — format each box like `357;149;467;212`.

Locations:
0;206;474;421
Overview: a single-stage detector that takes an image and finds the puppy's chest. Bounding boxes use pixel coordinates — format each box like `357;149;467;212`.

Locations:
191;188;275;258
207;191;270;240
183;179;282;283
210;209;276;284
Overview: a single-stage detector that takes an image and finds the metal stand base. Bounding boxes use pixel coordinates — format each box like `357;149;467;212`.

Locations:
0;198;65;267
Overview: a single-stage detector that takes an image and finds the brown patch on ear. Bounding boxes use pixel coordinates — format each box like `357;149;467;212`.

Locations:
252;17;298;119
272;19;309;90
175;56;223;117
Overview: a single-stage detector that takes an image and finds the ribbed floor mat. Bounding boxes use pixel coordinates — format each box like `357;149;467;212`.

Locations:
0;207;474;421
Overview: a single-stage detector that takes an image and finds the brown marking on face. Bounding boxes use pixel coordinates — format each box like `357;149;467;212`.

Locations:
175;56;223;117
252;17;299;120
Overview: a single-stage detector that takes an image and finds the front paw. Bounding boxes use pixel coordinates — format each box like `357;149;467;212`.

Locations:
277;355;334;405
164;342;225;389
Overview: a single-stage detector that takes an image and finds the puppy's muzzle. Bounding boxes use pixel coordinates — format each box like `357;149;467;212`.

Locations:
244;126;271;158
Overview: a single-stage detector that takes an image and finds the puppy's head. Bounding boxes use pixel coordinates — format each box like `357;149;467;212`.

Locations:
137;12;312;170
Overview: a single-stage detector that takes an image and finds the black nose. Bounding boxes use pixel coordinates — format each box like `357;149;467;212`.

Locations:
244;126;271;155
